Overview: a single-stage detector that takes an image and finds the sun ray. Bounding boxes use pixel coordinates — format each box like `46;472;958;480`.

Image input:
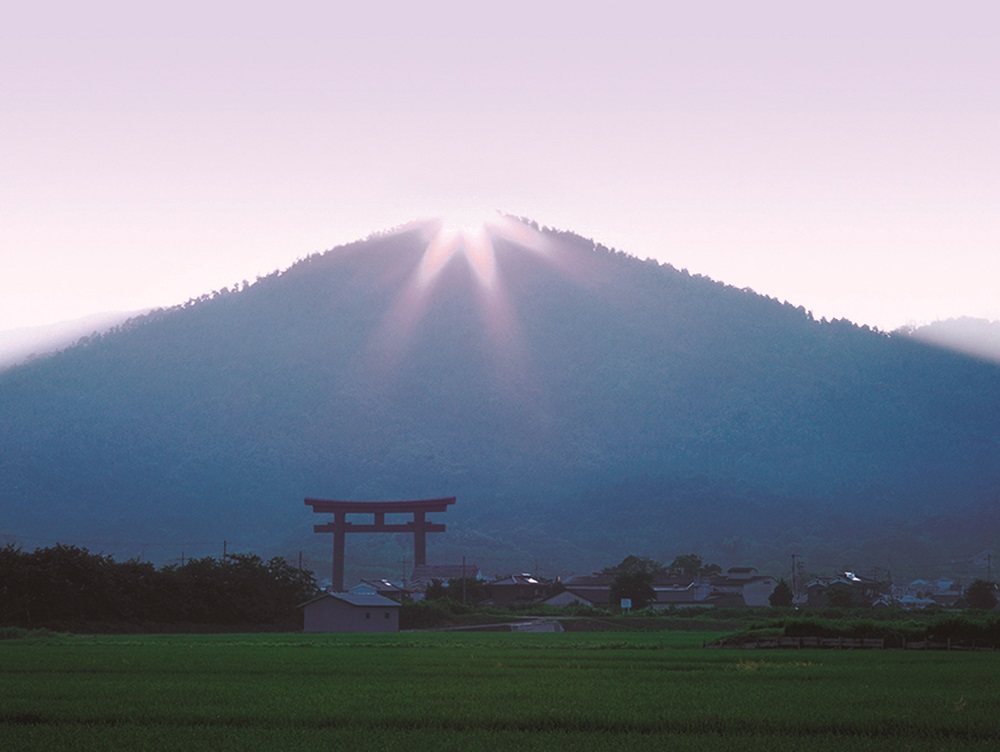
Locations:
415;230;461;287
458;226;497;288
414;211;502;290
365;212;558;389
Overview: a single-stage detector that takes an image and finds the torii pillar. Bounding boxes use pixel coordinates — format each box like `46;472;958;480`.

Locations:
305;497;456;591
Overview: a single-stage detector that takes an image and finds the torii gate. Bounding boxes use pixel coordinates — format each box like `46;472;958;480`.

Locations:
305;496;456;591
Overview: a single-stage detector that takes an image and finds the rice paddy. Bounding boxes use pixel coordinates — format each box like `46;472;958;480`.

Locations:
1;630;998;750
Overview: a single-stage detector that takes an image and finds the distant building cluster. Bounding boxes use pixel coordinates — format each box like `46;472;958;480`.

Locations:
802;572;970;609
300;564;785;632
546;567;778;609
336;565;780;608
890;578;964;609
300;561;995;632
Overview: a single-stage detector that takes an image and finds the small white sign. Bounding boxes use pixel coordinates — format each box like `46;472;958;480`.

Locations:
620;598;632;610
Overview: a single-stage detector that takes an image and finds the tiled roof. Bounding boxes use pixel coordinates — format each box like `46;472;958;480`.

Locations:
710;575;775;587
358;578;407;592
300;592;401;609
490;573;544;586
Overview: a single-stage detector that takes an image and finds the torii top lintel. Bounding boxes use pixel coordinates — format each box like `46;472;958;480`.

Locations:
306;496;456;591
304;497;456;514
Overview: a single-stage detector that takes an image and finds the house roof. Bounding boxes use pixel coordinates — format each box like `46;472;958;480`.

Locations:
543;589;603;607
562;587;613;606
299;592;401;609
710;575;776;588
653;582;699;593
356;578;408;593
490;573;545;587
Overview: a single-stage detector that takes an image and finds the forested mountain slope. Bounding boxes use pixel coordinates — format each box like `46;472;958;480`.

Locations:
2;218;997;577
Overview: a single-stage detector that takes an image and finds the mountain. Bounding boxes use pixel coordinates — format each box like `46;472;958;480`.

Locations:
0;310;144;370
1;217;998;581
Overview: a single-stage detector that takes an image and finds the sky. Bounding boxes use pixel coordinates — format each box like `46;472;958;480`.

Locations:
2;1;998;336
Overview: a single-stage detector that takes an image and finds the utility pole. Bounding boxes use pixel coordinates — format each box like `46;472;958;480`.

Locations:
223;540;227;561
790;554;799;598
298;550;303;571
181;551;185;567
462;555;467;604
988;553;993;582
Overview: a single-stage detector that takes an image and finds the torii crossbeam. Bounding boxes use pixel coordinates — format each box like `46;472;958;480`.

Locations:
305;497;456;591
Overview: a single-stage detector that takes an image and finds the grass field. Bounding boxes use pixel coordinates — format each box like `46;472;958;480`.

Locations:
1;630;998;751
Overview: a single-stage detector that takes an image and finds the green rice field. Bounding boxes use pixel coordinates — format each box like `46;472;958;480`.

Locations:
1;630;998;751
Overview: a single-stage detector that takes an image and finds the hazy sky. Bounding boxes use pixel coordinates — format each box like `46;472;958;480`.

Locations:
3;1;998;334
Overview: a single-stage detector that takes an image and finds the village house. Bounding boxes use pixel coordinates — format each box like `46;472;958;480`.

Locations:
707;567;778;607
653;580;712;607
554;572;714;609
300;592;401;633
805;571;886;607
409;563;481;590
348;578;411;602
487;573;551;605
927;579;963;608
551;573;616;607
542;588;605;608
890;577;964;609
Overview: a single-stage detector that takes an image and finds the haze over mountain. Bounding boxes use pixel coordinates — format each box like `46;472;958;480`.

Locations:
899;318;1000;366
1;217;997;581
0;310;144;370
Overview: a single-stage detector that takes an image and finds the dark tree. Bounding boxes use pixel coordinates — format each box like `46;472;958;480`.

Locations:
447;577;491;605
423;579;450;601
602;555;665;576
825;584;856;608
0;544;317;629
965;579;998;611
609;571;656;610
422;577;490;604
668;554;703;576
667;554;722;577
769;578;794;607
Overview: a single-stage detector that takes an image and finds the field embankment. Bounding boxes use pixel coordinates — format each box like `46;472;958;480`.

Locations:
711;613;1000;650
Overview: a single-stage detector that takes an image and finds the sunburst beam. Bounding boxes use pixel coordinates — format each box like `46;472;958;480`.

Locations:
364;213;553;384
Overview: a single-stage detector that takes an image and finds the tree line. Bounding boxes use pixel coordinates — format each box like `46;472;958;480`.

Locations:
0;544;318;630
